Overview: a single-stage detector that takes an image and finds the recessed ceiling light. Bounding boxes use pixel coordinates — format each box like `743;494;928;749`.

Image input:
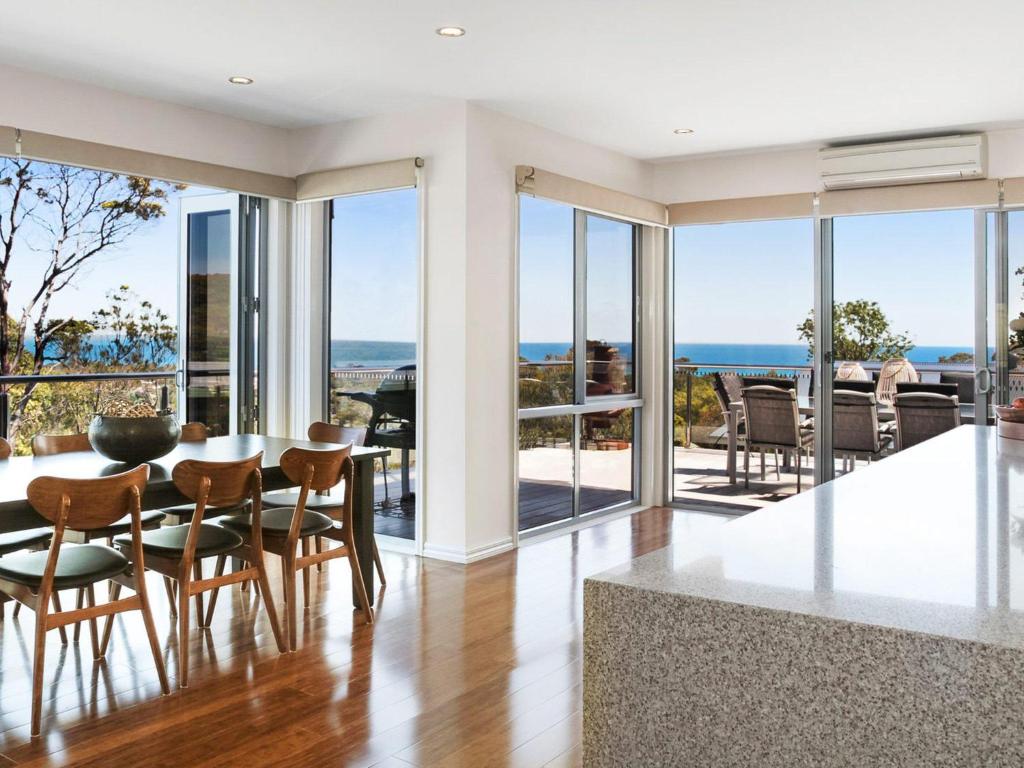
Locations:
228;76;254;85
436;26;466;37
674;128;694;135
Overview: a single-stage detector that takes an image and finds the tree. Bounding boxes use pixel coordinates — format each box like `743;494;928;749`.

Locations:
0;158;180;439
938;351;973;364
797;300;913;361
92;286;177;370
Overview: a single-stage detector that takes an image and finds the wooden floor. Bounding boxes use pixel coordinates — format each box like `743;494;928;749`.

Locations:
0;506;722;767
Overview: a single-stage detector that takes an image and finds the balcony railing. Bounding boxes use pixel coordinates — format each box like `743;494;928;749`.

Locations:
0;371;175;447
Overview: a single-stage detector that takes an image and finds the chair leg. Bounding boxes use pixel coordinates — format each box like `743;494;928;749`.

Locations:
743;444;750;489
774;449;781;481
373;537;386;587
51;592;67;645
177;567;191;688
204;555;227;627
73;587;85;643
193;561;205;628
760;449;766;480
136;571;170;696
797;450;803;493
315;535;323;573
163;576;177;617
86;585;100;660
30;593;49;737
13;601;20;618
100;582;123;657
282;551;297;652
253;550;286;654
301;538;311;609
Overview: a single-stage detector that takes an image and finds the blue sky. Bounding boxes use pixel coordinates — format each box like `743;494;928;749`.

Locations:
330;187;418;342
673;209;978;348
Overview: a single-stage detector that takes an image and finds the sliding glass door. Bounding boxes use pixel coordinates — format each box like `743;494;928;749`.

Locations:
517;197;641;533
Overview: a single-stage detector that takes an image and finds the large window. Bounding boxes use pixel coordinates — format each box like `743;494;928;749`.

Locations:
327;188;419;541
517;197;641;532
0;156;253;452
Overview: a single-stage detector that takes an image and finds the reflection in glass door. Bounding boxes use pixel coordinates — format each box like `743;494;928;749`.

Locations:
179;194;238;436
517;199;642;533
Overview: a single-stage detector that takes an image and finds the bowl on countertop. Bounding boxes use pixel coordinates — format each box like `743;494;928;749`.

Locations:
995;406;1024;423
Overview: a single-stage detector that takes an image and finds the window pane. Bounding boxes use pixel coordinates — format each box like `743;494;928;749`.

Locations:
328;188;418;540
580;408;634;513
187;209;233;436
518;196;574;407
518;415;574;530
586;215;635;396
672;219;813;509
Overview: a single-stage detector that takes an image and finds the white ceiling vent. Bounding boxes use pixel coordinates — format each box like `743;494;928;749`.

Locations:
819;135;987;190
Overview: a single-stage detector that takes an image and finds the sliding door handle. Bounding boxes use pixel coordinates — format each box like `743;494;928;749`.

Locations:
975;367;992;395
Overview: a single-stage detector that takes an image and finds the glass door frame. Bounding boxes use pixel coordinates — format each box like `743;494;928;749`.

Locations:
516;202;644;536
814;205;1005;486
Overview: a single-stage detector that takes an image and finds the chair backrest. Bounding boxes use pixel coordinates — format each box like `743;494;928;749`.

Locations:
0;436;11;460
27;464;150;530
180;422;209;442
832;390;880;453
307;421;343;444
833;378;876;395
939;371;975;405
876;358;918;405
741;376;796;391
279;445;352;493
741;386;801;448
896;381;958;398
710;373;733;416
894;392;960;451
32;432;93;456
172;452;263;508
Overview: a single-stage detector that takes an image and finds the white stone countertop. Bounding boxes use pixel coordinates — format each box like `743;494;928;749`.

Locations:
591;425;1024;650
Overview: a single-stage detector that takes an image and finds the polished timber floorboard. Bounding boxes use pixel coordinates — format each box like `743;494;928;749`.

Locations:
0;507;727;767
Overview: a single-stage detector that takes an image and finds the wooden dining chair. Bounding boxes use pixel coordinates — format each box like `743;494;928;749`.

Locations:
0;465;169;736
222;445;373;650
111;452;285;686
31;432;93;456
262;421;386;586
28;431;166;640
0;438;54;624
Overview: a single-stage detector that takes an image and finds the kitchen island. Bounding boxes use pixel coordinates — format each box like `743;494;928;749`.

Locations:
584;426;1024;767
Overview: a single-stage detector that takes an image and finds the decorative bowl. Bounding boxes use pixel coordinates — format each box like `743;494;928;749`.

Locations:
88;414;181;464
995;406;1024;424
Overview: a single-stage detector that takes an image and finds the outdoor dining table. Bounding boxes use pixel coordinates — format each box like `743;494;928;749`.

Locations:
725;397;976;484
0;434;390;608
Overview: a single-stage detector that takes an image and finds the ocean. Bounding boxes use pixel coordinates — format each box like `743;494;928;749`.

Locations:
517;341;977;367
326;339;978;370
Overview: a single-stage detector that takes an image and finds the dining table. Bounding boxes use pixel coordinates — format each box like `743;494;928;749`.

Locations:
0;434;390;608
725;396;976;484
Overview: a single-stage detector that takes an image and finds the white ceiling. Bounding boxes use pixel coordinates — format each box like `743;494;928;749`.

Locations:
3;0;1024;160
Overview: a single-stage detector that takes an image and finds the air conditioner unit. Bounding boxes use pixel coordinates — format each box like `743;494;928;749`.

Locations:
819;135;987;190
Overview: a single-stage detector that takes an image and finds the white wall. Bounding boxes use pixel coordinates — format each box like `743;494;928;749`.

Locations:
0;64;292;176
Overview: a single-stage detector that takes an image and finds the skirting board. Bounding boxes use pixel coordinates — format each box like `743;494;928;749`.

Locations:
422;538;515;564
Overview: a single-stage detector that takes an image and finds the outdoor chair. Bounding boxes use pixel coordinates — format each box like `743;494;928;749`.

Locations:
896;382;958;397
939;371;976;405
833;390;893;472
894;392;961;451
740;385;813;493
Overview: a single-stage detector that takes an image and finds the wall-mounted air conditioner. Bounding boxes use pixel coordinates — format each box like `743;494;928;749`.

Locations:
819;135;987;190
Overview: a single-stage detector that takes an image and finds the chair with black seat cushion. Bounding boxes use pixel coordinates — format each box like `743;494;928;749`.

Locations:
262;421;386;587
0;465;168;736
0;437;53;624
112;452;284;686
833;378;876;395
741;385;814;493
940;371;976;405
222;445;373;650
30;431;165;640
